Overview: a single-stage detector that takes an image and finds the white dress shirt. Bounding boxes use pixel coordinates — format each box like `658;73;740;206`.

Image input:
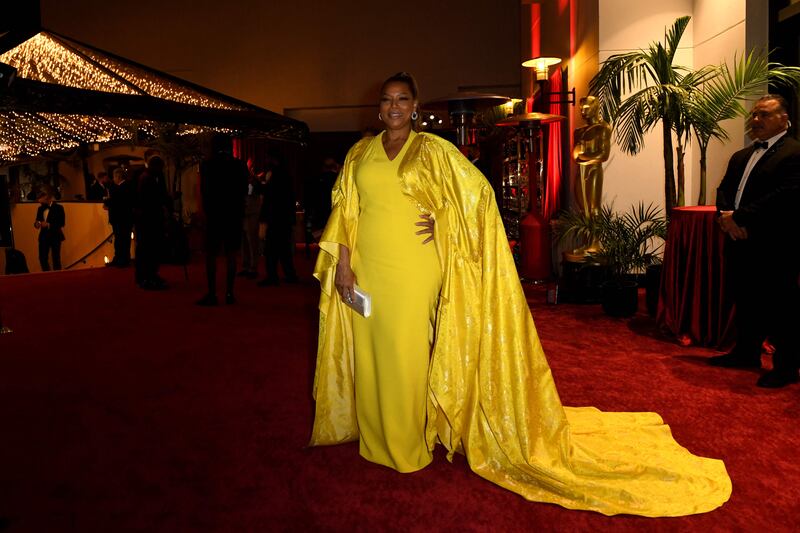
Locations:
734;130;787;208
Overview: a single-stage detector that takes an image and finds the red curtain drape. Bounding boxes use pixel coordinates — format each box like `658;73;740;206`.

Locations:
233;138;262;167
543;69;563;221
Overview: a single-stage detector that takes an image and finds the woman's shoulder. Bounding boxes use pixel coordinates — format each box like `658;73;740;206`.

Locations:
416;131;460;155
415;133;481;175
345;136;376;162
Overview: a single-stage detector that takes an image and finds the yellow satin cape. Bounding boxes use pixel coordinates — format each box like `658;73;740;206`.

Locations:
311;132;731;516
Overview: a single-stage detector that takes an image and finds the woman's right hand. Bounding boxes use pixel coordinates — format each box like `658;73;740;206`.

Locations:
335;262;357;304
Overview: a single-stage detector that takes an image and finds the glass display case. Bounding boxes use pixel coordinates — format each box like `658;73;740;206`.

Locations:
500;134;530;243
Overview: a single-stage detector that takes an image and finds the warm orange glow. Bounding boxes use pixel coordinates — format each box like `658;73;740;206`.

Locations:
522;57;562;80
9;203;115;273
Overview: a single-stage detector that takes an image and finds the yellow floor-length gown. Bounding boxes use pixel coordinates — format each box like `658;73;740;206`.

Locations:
350;130;442;472
310;131;732;517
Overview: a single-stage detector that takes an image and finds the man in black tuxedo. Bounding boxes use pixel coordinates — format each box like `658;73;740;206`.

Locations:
710;94;800;388
34;190;66;271
105;168;134;267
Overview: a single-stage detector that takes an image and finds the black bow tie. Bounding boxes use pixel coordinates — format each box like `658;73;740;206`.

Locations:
753;141;768;150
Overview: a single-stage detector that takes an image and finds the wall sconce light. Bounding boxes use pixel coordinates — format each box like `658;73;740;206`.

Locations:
521;56;575;106
521;56;562;81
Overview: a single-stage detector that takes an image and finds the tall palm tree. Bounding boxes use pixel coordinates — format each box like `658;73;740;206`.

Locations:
687;52;800;204
590;15;694;212
670;66;718;206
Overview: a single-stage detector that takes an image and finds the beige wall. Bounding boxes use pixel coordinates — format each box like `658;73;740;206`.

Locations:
596;0;767;211
693;0;748;206
9;202;116;273
598;0;694;214
41;0;522;133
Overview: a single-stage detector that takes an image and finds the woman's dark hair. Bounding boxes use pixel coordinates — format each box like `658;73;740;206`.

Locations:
380;72;421;130
381;72;419;100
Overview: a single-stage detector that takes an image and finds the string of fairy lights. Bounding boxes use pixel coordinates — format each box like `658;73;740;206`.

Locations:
70;40;242;111
0;112;223;160
0;32;245;161
0;33;135;95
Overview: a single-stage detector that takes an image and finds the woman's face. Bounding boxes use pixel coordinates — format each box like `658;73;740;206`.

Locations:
380;81;417;131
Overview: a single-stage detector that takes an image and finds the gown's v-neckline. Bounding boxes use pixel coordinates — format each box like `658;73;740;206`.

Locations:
380;131;413;162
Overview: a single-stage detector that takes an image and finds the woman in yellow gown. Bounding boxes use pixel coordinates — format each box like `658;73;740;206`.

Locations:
311;72;732;516
347;125;440;472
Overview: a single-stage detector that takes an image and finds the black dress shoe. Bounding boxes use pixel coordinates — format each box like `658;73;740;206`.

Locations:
756;370;800;388
708;352;761;368
196;293;218;306
225;293;236;305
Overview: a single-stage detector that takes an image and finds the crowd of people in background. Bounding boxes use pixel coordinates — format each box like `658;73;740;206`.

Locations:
194;137;343;304
64;135;342;306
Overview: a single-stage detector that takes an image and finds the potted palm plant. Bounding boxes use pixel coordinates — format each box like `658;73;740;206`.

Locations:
590;15;800;209
589;16;696;212
686;52;800;204
558;203;667;317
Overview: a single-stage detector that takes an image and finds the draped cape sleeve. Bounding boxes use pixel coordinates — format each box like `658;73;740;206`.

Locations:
310;133;731;516
309;137;369;445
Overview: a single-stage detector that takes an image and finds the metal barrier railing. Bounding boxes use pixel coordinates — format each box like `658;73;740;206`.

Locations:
65;232;114;270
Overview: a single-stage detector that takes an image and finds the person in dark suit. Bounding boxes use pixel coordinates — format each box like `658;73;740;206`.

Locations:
196;134;250;305
87;172;110;201
258;149;298;286
711;94;800;388
34;189;66;271
134;156;170;290
105;168;135;267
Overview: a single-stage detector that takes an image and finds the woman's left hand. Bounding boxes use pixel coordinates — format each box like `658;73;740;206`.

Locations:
415;214;434;244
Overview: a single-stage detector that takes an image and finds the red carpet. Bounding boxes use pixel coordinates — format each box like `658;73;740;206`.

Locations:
1;254;798;531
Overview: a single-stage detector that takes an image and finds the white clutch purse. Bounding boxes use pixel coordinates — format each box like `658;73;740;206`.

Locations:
344;285;372;317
